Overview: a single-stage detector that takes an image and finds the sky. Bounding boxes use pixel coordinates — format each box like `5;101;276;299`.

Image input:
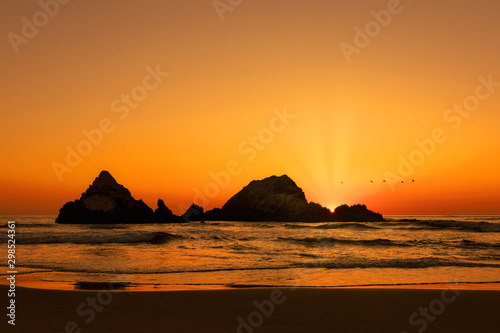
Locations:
1;0;499;215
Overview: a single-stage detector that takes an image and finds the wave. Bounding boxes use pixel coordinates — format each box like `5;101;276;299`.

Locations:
0;223;56;229
396;239;500;250
307;257;500;269
228;243;259;252
314;223;379;230
393;219;500;233
251;224;276;229
455;239;500;249
19;263;298;275
19;257;500;275
16;231;182;245
420;220;500;232
461;216;500;222
284;224;310;229
226;281;500;289
277;236;500;250
284;223;379;230
277;236;406;247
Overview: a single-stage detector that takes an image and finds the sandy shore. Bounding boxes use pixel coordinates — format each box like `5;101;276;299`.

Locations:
1;285;499;332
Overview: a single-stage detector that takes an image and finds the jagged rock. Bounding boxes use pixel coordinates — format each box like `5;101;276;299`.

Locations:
200;175;384;222
181;204;204;222
201;207;222;221
331;204;384;222
56;171;156;224
212;175;314;221
154;199;185;223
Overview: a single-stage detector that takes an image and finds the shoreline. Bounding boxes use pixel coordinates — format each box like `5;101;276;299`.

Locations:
1;279;499;292
1;285;499;332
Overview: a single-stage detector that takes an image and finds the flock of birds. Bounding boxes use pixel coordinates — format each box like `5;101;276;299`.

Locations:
339;180;415;184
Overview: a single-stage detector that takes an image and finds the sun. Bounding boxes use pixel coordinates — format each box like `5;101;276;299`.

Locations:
328;203;341;213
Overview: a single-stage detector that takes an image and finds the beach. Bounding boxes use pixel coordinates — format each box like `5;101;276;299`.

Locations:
2;216;499;332
2;285;499;333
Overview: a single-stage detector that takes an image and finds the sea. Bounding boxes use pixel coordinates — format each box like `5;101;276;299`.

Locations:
1;215;499;291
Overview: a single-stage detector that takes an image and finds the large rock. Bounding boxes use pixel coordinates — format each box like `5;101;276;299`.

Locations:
181;204;204;222
201;175;384;222
154;199;185;223
56;171;179;224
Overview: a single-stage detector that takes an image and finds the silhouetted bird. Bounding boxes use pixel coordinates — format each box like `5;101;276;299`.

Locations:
383;180;386;182
370;180;373;183
401;181;404;183
412;179;415;182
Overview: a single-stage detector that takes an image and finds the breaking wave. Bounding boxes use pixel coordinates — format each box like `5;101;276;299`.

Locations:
314;223;379;230
20;257;500;275
16;231;182;245
402;219;500;232
310;257;500;269
277;236;405;247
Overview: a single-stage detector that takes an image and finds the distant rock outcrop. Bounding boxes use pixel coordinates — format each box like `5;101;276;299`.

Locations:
56;171;384;224
154;199;185;223
56;171;182;224
200;175;384;222
182;204;204;222
331;204;383;222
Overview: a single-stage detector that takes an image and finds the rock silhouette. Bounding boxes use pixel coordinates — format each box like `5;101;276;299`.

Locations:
182;204;204;222
199;175;384;222
56;171;384;223
56;171;183;224
154;199;184;223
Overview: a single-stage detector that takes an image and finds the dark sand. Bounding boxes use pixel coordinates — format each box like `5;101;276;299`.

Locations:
1;285;499;332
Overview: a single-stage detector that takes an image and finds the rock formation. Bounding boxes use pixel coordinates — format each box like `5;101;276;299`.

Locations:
154;199;185;223
56;171;384;223
331;204;383;222
56;171;183;224
182;204;204;222
199;175;384;222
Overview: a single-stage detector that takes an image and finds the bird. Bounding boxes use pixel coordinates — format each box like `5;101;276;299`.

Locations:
370;180;373;183
340;182;343;185
401;181;404;183
412;179;415;182
383;180;386;182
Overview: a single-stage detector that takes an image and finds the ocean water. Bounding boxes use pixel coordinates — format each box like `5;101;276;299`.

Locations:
1;216;499;290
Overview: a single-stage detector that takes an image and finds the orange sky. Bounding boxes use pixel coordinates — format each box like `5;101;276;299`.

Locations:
1;0;499;215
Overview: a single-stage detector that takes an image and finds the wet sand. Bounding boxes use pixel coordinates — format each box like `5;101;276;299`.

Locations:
1;285;499;332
